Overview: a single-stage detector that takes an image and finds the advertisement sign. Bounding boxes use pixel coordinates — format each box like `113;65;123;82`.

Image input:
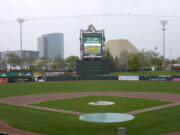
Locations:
118;76;139;81
173;78;180;81
148;77;166;81
148;77;172;81
0;78;8;84
0;72;32;78
46;72;65;77
159;75;171;77
0;73;7;77
83;36;102;56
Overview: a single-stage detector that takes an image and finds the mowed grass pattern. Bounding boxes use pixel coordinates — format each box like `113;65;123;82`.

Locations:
34;96;170;113
0;81;180;98
0;103;180;135
0;81;180;135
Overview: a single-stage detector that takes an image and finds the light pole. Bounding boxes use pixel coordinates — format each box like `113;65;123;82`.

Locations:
154;46;158;71
160;20;168;70
17;18;25;70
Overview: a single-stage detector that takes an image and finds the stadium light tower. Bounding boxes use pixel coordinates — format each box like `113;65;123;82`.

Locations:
17;18;25;70
160;20;168;70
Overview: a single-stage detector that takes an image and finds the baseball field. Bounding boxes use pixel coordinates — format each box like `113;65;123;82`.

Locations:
0;81;180;135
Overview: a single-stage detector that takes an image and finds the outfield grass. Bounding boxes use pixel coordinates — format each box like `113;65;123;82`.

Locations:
34;96;170;113
0;81;180;98
110;71;180;76
0;103;179;135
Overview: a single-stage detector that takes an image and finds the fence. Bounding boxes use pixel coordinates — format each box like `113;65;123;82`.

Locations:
45;75;180;81
46;75;118;81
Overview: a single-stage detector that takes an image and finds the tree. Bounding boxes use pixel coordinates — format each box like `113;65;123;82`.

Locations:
116;50;134;70
170;59;177;64
37;56;49;70
65;56;79;70
51;63;58;70
23;57;35;70
138;49;154;68
54;55;66;69
176;57;180;63
29;65;38;71
7;53;21;67
165;58;171;65
151;58;162;69
103;49;115;72
128;53;142;71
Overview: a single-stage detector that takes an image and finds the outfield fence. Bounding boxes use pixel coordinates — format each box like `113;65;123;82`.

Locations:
45;75;180;81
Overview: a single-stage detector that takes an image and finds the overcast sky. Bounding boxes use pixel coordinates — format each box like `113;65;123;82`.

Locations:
0;0;180;59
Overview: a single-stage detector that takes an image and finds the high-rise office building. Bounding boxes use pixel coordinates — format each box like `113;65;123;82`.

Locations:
38;33;64;59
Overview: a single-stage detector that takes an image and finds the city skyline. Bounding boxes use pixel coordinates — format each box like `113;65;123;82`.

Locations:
0;0;180;59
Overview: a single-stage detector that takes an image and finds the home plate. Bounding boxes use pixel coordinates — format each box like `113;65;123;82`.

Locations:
88;101;115;106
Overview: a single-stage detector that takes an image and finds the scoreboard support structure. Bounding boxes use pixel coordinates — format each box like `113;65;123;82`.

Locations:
76;25;109;76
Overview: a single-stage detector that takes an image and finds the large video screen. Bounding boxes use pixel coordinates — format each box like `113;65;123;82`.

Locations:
83;36;102;57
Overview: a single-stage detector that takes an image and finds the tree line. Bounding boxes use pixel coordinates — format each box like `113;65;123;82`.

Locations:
103;49;180;71
1;50;180;71
0;53;79;71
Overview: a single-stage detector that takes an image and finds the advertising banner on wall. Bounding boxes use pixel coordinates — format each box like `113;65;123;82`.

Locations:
0;78;8;84
46;72;65;77
172;78;180;81
118;76;139;81
83;36;102;57
148;76;172;81
0;72;32;78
